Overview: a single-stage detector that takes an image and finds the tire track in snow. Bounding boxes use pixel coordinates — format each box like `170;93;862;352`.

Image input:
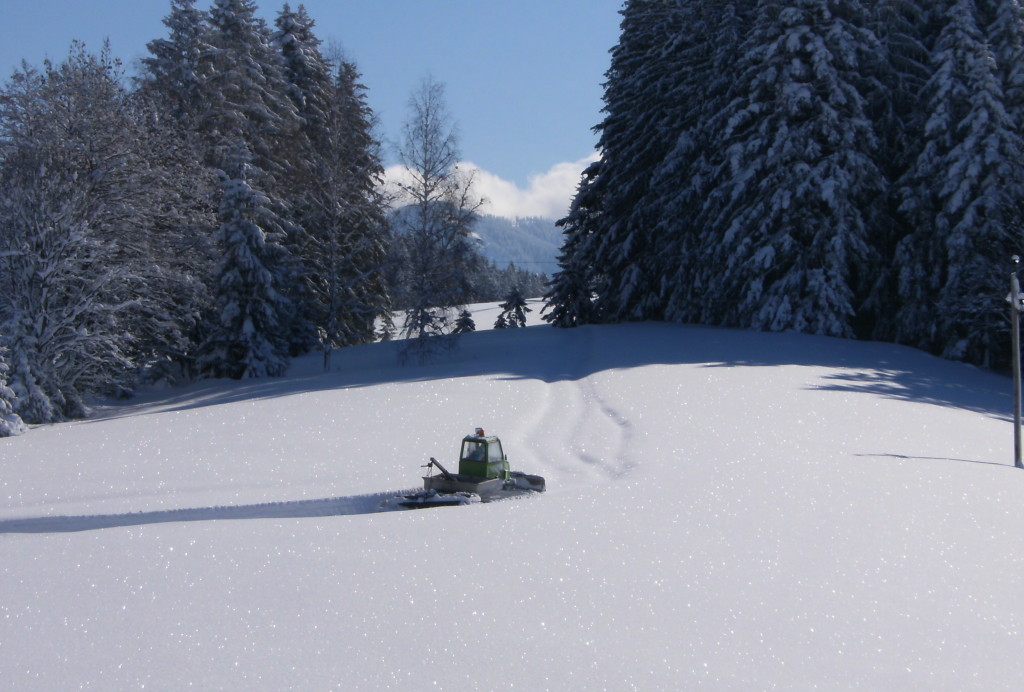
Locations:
577;375;636;480
524;327;637;487
517;330;592;482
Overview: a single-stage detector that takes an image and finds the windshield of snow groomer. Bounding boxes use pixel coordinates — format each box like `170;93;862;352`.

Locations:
462;440;486;460
488;439;504;461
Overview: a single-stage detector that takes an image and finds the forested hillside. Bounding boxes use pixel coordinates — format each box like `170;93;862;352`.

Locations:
0;1;388;424
473;214;561;276
0;0;543;429
547;0;1024;370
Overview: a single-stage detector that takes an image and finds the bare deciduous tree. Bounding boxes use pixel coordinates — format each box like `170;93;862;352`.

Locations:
391;77;485;362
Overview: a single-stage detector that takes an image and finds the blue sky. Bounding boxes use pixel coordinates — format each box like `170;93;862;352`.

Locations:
1;0;624;218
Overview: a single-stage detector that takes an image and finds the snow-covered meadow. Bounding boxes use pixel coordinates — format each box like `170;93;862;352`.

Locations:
2;302;1023;690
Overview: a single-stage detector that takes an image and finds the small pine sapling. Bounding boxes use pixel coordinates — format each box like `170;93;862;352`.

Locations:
454;310;476;334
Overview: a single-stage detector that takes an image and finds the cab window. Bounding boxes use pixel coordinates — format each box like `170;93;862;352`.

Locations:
462;440;486;461
488;440;504;462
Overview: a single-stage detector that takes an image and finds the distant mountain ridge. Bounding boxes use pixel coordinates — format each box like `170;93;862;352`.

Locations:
387;208;561;277
471;214;561;276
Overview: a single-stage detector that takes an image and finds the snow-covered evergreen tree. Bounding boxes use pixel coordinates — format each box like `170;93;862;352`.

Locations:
583;0;692;322
0;344;27;437
656;0;756;323
453;310;476;334
495;289;532;329
893;0;1024;364
125;89;220;384
980;0;1024;226
199;0;312;356
859;0;935;332
202;0;299;171
543;0;1024;368
269;3;338;358
547;1;758;327
196;142;293;379
700;0;885;337
274;4;332;141
134;3;225;383
980;0;1024;107
272;2;332;235
544;161;602;328
303;57;390;371
138;0;212;128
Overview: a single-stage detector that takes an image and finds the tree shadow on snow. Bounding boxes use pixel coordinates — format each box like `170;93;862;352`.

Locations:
811;368;1011;422
0;490;420;535
88;322;1014;423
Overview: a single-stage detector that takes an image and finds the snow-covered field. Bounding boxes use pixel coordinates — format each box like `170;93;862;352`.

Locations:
2;302;1023;690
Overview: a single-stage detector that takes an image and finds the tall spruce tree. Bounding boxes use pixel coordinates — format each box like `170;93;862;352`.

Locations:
202;0;299;171
197;142;293;379
544;161;603;327
121;91;219;385
583;0;691;322
271;3;336;356
136;1;223;383
274;4;332;143
656;0;756;324
139;0;212;128
304;58;390;370
272;3;334;221
894;0;1024;364
699;0;884;337
324;60;390;345
197;0;309;368
981;0;1024;231
860;0;934;334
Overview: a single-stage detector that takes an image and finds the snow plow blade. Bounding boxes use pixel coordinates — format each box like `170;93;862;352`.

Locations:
509;472;546;493
394;489;480;509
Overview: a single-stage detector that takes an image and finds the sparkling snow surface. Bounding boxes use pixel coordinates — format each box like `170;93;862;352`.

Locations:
1;302;1022;690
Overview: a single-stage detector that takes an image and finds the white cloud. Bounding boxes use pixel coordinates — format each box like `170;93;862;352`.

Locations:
382;153;600;221
466;154;600;220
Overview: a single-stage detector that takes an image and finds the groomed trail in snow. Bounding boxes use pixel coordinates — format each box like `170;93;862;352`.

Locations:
2;302;1023;690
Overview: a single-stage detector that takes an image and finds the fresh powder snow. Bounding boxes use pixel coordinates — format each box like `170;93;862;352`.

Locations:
1;301;1022;690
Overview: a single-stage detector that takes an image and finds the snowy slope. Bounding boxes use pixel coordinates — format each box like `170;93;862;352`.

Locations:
2;304;1023;691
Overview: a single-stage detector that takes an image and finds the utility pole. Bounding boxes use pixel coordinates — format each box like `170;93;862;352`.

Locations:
1011;256;1023;468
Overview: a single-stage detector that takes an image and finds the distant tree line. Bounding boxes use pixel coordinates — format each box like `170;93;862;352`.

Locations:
0;0;544;430
547;0;1024;370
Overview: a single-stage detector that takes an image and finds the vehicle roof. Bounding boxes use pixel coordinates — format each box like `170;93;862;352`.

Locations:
462;434;501;443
